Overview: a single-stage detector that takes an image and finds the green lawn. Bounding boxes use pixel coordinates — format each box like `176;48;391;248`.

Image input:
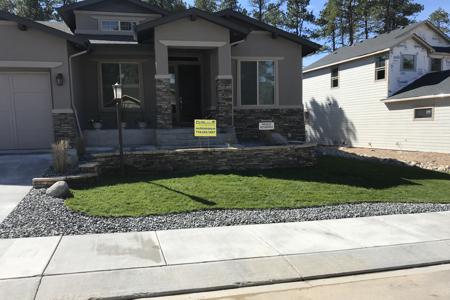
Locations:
66;156;450;217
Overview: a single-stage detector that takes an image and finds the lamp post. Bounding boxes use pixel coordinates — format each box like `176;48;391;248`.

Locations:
112;83;125;176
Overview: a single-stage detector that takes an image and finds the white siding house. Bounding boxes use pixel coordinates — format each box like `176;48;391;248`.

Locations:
304;21;450;154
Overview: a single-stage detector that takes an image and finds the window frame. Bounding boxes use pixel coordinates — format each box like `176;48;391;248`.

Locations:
237;58;279;107
374;55;387;81
430;58;442;72
98;61;143;112
100;19;137;32
413;107;434;121
330;67;339;88
401;54;416;72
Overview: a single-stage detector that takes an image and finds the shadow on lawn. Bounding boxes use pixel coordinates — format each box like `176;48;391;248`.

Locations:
77;156;450;191
147;182;216;206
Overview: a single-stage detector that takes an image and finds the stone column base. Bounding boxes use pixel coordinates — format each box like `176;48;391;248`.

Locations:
216;77;233;128
155;77;173;129
52;112;78;146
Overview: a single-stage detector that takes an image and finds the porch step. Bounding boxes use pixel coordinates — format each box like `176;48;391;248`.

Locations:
79;162;100;174
156;128;237;148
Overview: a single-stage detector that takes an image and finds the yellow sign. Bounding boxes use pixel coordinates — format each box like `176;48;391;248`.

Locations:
194;119;217;137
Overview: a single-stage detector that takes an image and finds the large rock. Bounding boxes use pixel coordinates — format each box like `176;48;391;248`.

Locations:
46;181;70;198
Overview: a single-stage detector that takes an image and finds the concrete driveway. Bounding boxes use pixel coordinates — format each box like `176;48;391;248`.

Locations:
0;154;51;222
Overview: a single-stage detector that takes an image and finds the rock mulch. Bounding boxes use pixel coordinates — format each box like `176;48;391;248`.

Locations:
1;189;450;239
319;146;450;173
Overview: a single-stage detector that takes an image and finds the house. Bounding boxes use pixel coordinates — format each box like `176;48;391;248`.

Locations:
303;21;450;154
0;0;320;151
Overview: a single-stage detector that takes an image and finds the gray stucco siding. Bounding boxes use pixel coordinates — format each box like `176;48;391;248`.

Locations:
0;22;72;110
231;31;303;107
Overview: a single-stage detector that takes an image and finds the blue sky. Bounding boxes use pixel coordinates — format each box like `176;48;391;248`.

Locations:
185;0;450;66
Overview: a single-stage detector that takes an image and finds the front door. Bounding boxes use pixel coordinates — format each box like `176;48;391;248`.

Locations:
177;64;202;125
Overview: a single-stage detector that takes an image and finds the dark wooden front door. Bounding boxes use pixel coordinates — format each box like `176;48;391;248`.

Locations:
178;64;202;125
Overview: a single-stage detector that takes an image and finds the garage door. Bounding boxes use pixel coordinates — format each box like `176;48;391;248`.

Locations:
0;72;54;150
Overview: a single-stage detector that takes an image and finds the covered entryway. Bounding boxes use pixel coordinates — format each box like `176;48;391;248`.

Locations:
0;72;54;150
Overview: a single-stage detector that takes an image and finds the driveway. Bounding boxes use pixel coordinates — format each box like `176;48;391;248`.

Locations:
0;154;51;222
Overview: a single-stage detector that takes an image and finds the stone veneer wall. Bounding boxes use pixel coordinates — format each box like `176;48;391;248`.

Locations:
215;78;233;128
93;145;315;174
155;78;173;129
52;112;77;145
233;108;305;141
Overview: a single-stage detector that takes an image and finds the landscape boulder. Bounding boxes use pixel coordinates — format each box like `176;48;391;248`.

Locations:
46;181;70;198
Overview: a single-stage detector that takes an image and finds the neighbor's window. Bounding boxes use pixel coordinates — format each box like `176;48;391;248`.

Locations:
101;63;141;109
431;58;442;72
101;20;136;32
331;67;339;88
414;107;433;120
401;54;416;71
375;55;387;80
240;60;275;106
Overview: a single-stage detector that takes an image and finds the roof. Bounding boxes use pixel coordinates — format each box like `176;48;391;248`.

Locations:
216;9;321;56
304;21;450;73
433;46;450;54
58;0;169;31
0;11;89;48
386;70;450;101
136;8;250;42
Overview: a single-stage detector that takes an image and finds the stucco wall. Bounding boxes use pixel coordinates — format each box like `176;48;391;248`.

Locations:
0;22;71;109
231;31;303;107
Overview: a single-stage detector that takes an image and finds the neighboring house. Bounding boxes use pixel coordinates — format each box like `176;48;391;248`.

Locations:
0;0;320;150
303;21;450;154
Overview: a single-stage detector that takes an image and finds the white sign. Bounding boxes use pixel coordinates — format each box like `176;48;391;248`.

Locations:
259;121;275;131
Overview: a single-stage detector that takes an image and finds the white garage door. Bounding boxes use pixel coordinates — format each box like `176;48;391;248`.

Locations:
0;72;54;150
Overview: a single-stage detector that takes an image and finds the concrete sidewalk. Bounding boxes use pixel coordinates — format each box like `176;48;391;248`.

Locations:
1;211;450;299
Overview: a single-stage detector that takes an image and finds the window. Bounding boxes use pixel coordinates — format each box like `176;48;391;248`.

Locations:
401;54;416;71
100;63;141;109
375;55;387;80
431;58;442;72
239;60;275;106
414;107;433;120
101;20;136;32
331;67;339;88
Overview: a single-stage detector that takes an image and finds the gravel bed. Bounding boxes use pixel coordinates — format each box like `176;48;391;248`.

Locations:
1;188;450;239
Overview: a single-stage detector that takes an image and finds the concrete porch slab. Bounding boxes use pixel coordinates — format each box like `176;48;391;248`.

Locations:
156;226;279;265
36;256;299;300
247;221;363;255
44;231;165;275
0;277;41;300
0;236;60;279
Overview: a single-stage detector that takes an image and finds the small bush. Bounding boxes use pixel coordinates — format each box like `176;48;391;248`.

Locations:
52;140;70;174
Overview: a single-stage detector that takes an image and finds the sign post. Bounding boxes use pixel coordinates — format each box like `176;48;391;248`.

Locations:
194;119;217;148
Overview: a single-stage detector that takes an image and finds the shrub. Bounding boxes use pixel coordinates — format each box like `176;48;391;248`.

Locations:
52;140;70;174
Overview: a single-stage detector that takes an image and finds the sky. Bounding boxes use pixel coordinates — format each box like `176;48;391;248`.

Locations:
185;0;450;66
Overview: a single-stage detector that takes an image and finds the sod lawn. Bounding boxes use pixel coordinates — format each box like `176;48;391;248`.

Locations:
66;156;450;217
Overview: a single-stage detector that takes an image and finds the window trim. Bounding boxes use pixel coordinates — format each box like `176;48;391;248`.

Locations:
430;58;442;72
98;61;144;112
100;19;137;32
330;67;339;88
413;107;434;121
236;58;279;107
400;54;416;72
374;55;387;81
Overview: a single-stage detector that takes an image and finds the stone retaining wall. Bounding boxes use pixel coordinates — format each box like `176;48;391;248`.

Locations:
93;144;316;174
233;108;305;141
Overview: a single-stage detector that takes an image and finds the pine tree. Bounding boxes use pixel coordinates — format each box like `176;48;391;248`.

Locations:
285;0;314;37
429;8;450;34
373;0;423;34
219;0;245;12
15;0;54;20
0;0;15;13
194;0;217;12
356;0;376;40
313;0;339;51
144;0;187;11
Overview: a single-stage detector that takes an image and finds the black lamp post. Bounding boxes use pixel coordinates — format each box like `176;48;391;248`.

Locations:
112;82;125;176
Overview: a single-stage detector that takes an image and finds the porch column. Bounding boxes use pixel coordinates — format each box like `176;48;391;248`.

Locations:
154;41;173;129
52;109;78;146
216;44;233;128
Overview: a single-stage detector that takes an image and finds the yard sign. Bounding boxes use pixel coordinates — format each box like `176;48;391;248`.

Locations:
194;119;217;137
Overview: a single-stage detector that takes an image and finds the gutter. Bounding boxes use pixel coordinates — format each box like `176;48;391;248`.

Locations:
381;94;450;103
68;48;89;139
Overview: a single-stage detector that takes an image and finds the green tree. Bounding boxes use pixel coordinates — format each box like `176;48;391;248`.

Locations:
373;0;423;34
263;2;285;27
219;0;245;12
194;0;217;12
144;0;187;11
429;8;450;34
356;0;376;39
0;0;15;13
285;0;314;36
313;0;339;51
15;0;55;20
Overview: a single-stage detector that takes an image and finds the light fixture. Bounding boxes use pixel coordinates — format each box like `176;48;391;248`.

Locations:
56;73;64;86
112;82;122;100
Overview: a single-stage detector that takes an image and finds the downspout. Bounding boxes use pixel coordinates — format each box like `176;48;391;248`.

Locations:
68;48;89;139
